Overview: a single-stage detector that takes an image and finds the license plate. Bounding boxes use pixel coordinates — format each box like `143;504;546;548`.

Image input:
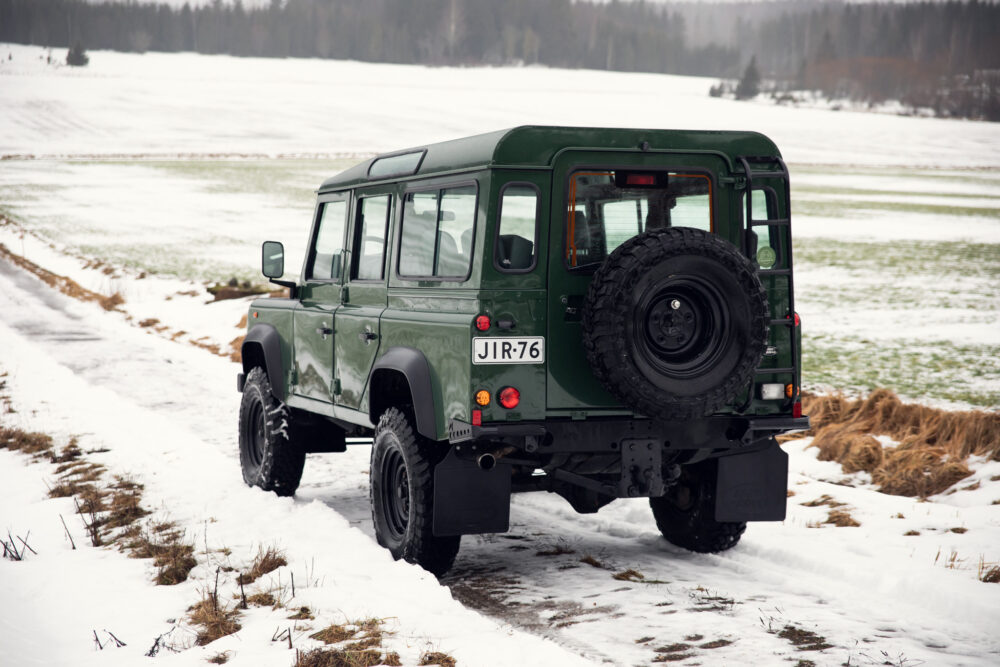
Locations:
472;337;544;365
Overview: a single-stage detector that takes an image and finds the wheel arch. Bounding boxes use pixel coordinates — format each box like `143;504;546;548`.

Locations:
369;346;439;441
242;324;286;401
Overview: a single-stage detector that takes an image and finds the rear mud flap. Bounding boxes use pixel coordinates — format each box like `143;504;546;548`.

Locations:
433;450;511;536
715;441;788;522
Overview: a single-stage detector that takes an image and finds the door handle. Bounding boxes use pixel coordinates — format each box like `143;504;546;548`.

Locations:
358;331;378;342
316;326;333;336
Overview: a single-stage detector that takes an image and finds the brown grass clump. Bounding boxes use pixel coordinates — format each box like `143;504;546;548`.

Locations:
228;336;244;363
980;566;1000;584
246;592;276;607
579;554;605;568
105;476;150;528
419;652;457;667
800;494;846;508
122;523;197;585
0;425;54;457
799;389;1000;497
207;652;231;665
238;545;287;584
189;593;241;646
295;649;384;667
0;243;125;311
613;569;645;582
824;509;860;527
288;607;315;620
310;624;360;645
382;653;402;666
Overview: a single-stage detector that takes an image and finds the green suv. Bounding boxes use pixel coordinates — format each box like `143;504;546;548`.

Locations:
237;126;809;575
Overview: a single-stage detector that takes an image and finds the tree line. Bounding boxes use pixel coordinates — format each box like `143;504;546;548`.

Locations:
1;0;997;120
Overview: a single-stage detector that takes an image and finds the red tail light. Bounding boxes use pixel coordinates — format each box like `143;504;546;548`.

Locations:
471;409;482;426
498;387;520;409
793;401;802;418
475;315;491;331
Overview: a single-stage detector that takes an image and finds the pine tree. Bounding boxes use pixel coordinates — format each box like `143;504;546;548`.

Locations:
736;55;760;99
66;41;89;66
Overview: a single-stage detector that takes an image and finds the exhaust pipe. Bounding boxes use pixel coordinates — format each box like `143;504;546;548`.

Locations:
477;453;496;470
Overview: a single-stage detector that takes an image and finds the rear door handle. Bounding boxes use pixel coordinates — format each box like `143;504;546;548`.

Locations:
358;331;378;342
316;326;333;336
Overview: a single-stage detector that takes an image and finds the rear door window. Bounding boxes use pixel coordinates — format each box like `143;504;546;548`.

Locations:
567;170;712;269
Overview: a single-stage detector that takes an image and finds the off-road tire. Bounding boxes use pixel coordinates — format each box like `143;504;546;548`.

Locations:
582;227;768;421
649;459;745;553
370;407;460;576
238;367;306;496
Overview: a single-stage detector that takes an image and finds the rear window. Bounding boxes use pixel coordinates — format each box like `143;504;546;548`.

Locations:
566;170;712;269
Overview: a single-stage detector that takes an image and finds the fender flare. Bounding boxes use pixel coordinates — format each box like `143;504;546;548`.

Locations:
370;346;438;440
242;324;286;401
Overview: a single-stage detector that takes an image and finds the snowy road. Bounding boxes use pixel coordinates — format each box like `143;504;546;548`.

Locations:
1;255;996;667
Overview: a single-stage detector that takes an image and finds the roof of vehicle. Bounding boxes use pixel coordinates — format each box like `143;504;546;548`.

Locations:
318;125;779;192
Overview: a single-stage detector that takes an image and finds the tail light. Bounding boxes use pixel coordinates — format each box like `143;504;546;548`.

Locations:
475;315;491;331
471;409;482;426
793;401;802;418
498;386;520;409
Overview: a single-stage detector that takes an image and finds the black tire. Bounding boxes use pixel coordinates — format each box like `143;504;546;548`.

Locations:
649;459;745;553
238;367;305;497
370;407;460;576
582;227;768;421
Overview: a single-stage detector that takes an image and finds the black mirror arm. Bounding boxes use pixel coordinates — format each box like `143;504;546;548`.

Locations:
267;277;298;298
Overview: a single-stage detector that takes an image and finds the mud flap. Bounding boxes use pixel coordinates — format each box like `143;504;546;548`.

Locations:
433;449;511;536
715;440;788;522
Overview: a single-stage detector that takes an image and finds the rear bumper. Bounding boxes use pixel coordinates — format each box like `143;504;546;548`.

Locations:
448;413;810;451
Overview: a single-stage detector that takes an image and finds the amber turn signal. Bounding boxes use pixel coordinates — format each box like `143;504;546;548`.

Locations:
474;390;491;406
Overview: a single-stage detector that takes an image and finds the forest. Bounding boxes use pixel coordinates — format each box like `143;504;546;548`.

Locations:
1;0;998;120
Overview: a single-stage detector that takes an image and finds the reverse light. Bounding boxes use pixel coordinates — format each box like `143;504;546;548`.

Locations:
475;315;491;331
760;383;784;400
474;390;491;406
498;386;520;409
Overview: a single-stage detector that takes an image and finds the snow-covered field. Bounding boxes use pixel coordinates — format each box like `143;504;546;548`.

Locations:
1;44;998;666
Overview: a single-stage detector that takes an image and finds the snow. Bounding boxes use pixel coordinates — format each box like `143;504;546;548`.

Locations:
1;42;999;667
3;43;1000;168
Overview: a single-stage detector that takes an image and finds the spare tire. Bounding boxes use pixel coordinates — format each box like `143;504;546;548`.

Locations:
582;227;768;421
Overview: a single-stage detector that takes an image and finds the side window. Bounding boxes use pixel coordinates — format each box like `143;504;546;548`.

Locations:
496;184;539;272
398;183;477;279
353;195;390;281
307;199;347;281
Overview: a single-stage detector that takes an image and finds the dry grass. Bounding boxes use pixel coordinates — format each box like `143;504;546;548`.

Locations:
799;389;1000;497
800;494;846;508
122;522;197;585
0;242;124;311
824;509;861;527
0;425;55;458
419;652;457;667
207;652;231;665
612;568;645;582
246;592;276;607
105;475;150;529
189;593;242;646
579;554;606;569
238;545;287;584
295;649;384;667
288;606;315;620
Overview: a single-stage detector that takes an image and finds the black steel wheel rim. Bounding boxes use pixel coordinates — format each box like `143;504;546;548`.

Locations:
632;276;730;380
247;398;266;467
380;446;410;540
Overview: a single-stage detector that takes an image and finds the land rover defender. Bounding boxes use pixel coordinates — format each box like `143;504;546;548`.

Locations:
237;126;809;574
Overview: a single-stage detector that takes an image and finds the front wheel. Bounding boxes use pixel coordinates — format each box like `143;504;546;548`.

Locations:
649;459;745;553
238;367;305;496
370;407;460;576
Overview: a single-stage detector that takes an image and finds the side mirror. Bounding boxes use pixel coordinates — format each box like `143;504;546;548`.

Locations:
261;241;284;279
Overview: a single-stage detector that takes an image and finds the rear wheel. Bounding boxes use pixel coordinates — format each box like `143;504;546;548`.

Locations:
370;407;460;576
238;367;305;496
649;459;745;553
